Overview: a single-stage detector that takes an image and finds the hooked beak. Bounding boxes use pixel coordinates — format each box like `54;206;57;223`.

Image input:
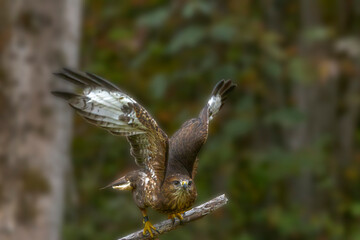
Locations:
181;180;188;190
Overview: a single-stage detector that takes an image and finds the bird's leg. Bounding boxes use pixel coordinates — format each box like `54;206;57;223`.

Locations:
177;211;185;225
167;211;185;225
167;214;176;225
141;208;159;238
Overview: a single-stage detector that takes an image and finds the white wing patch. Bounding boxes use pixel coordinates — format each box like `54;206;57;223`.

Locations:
207;94;222;121
112;182;132;191
87;88;134;108
68;87;147;136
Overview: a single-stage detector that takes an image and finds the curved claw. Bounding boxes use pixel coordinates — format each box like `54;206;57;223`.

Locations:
168;211;185;225
168;214;176;225
143;221;158;238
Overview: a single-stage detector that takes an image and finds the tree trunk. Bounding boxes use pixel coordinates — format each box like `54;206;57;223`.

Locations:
286;0;360;215
286;0;325;212
0;0;82;240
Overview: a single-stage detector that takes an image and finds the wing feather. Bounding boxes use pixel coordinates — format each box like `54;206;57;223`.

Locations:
53;68;168;182
166;79;236;178
207;79;236;120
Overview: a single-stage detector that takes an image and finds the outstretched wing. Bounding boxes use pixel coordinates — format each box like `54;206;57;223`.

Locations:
52;68;168;182
166;79;236;179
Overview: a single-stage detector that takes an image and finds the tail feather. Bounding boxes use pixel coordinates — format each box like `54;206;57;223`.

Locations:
101;176;132;191
208;79;236;120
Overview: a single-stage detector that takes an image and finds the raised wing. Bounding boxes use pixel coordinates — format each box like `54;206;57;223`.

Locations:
166;79;236;179
52;68;168;182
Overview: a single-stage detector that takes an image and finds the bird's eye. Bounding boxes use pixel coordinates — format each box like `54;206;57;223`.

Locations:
188;181;192;186
173;181;180;185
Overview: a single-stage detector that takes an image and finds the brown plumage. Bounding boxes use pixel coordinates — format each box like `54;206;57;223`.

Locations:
52;68;236;237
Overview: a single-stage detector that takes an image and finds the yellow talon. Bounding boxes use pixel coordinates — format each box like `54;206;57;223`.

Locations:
168;211;184;222
143;220;157;238
175;212;184;220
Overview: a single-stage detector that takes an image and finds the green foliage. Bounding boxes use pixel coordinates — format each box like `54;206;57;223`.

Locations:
265;108;305;128
63;0;360;239
137;7;170;28
168;25;206;53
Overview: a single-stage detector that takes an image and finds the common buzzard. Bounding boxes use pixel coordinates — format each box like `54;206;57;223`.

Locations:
52;68;236;237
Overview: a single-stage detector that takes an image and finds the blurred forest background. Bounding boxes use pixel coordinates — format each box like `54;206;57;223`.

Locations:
1;0;360;240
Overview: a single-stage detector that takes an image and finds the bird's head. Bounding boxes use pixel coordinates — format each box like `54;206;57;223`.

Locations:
163;174;196;198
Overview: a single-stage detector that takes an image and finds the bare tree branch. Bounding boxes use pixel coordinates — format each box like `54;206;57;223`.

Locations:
118;194;229;240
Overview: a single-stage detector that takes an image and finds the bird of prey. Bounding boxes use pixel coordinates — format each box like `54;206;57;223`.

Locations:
52;68;236;237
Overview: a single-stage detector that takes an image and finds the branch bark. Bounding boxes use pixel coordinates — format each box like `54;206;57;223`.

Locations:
119;194;229;240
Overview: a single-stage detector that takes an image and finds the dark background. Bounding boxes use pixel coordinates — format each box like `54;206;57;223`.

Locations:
66;1;360;239
1;0;360;240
